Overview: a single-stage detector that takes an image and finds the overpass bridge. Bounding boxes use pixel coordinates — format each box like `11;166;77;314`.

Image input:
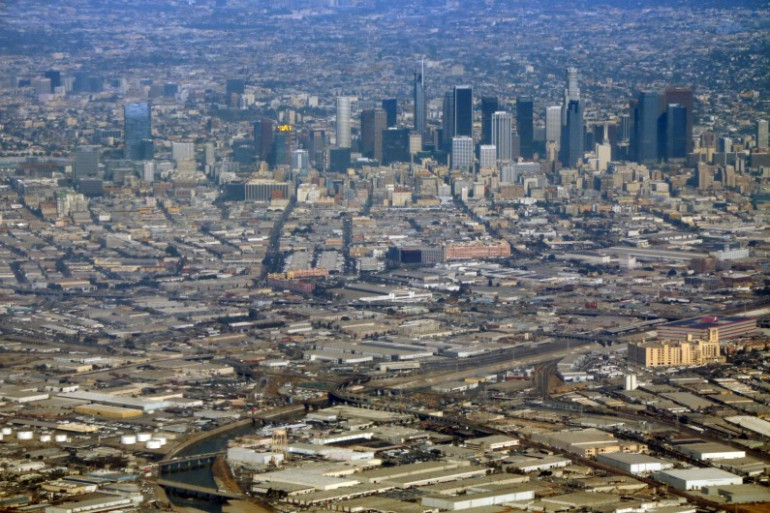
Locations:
157;479;246;502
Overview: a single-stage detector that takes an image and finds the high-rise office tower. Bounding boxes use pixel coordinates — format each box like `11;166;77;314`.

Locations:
453;86;473;138
560;100;584;168
382;128;410;165
309;129;326;169
271;126;295;168
256;119;276;162
74;147;99;178
545;106;562;145
361;108;386;162
124;102;152;160
479;145;496;169
563;67;581;125
481;96;499;145
336;96;352;148
44;70;61;93
665;104;688;160
442;91;454;150
492;111;513;162
566;67;580;103
452;136;474;170
756;119;769;150
291;149;310;176
382;98;398;128
516;96;534;159
664;87;694;153
413;62;426;136
633;91;662;163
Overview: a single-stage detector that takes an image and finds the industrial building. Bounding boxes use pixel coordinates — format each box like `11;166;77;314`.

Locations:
656;316;757;342
531;428;646;458
422;484;536;511
44;493;133;513
680;442;746;461
597;452;674;474
654;468;742;491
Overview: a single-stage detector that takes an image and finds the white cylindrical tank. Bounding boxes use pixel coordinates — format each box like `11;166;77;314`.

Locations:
17;431;33;440
137;433;152;442
55;434;68;443
145;440;162;450
39;434;52;442
154;436;167;446
121;435;137;445
1;427;12;435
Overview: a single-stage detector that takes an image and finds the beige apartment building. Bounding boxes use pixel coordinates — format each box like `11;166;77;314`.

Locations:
628;330;723;367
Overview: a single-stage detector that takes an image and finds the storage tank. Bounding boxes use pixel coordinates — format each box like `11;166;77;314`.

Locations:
39;433;52;442
154;436;167;446
17;431;33;440
121;434;137;445
145;440;162;450
1;427;12;436
54;434;68;443
137;433;152;442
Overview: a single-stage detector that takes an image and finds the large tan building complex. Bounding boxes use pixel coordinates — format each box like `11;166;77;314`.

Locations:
628;331;723;368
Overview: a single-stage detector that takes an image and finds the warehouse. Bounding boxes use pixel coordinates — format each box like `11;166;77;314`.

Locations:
422;484;536;511
680;442;745;461
73;404;143;419
654;468;742;491
464;435;519;452
358;461;466;484
597;452;673;474
58;391;169;413
656;316;757;342
44;493;132;513
385;465;489;489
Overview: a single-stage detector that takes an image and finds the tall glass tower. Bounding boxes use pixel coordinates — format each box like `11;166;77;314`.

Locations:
516;96;534;159
560;100;584;168
453;85;473;138
480;96;499;145
336;96;352;148
492;111;513;162
124;102;152;160
633;91;661;163
413;62;426;136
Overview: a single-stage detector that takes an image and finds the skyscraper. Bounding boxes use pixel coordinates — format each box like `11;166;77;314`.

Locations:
336;96;352;148
664;88;694;153
560;100;584;168
256;118;276;162
124;102;152;160
453;86;473;138
479;145;496;169
452;136;474;170
633;91;662;163
382;128;410;165
665;104;688;160
441;91;454;151
757;119;769;150
271;125;295;168
563;67;581;125
566;67;580;103
481;96;499;145
516;96;534;159
492;111;513;162
361;108;386;162
413;62;426;136
382;98;398;128
545;106;562;145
